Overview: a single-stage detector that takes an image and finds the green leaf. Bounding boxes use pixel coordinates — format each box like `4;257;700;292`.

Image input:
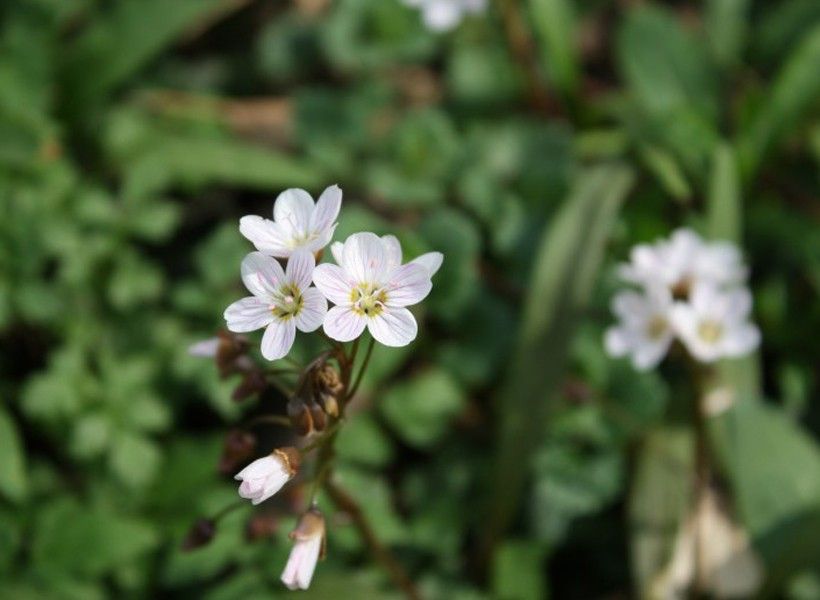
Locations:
705;0;751;67
492;539;549;600
109;433;162;488
486;164;634;547
529;0;579;101
336;413;394;468
737;24;820;180
380;369;465;449
710;402;820;590
629;428;693;597
61;0;236;114
32;500;158;578
0;405;27;502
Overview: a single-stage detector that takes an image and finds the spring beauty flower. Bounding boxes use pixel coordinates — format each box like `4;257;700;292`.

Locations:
402;0;487;32
235;447;300;505
281;508;326;590
224;250;327;360
670;284;760;363
330;234;443;277
239;186;342;258
618;228;746;297
604;287;675;371
313;232;435;347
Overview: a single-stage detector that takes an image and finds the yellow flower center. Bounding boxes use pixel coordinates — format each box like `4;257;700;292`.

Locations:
271;284;304;320
350;283;387;317
645;315;668;340
697;320;723;344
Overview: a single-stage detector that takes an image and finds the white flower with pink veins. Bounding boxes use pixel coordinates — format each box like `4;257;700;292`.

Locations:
281;509;326;591
223;250;327;360
313;232;440;347
239;185;342;258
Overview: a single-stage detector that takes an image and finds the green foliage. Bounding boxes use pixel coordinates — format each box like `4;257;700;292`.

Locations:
1;0;819;597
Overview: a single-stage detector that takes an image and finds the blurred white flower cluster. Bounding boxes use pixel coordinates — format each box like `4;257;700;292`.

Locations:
402;0;487;32
605;229;760;370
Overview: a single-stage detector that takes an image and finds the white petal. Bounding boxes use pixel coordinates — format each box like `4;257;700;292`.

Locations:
241;252;285;298
604;326;632;357
261;320;296;361
295;288;327;333
224;297;274;332
423;2;462;31
367;308;418;347
305;223;337;253
632;337;672;371
381;235;403;271
689;283;722;314
330;241;344;265
410;251;443;276
312;263;354;305
722;288;753;323
611;290;649;323
323;306;366;342
342;232;388;283
310;184;342;234
281;537;322;590
188;337;220;358
274;189;314;236
722;323;761;357
286;249;315;290
384;263;432;307
254;470;290;505
235;455;279;480
239;216;291;257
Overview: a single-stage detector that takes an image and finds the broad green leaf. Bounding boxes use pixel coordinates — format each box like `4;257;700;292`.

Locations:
529;0;579;101
629;428;693;597
737;25;820;180
0;405;27;502
710;402;820;593
336;413;395;468
485;164;634;548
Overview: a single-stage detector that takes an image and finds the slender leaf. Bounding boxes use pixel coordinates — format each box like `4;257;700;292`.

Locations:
485;164;634;551
0;405;27;502
705;0;751;67
529;0;580;101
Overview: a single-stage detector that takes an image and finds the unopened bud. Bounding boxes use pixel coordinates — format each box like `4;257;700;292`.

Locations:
288;397;313;436
215;330;250;378
218;429;256;475
182;518;216;551
308;401;327;432
235;447;300;506
315;363;344;396
317;391;339;418
281;508;327;590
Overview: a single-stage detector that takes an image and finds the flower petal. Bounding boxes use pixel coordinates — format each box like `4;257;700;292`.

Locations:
384;263;432;307
295;288;327;333
310;184;342;234
273;189;314;236
380;234;403;271
330;241;344;266
224;297;273;332
286;249;315;290
723;323;761;357
323;306;366;342
410;251;443;276
313;263;354;305
260;320;296;361
367;308;417;347
239;216;291;257
342;232;388;283
241;252;286;298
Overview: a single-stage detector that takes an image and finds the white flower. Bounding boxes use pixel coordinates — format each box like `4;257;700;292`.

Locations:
670;284;760;363
188;337;220;358
281;508;326;591
235;448;299;506
239;185;342;258
403;0;487;32
313;232;435;347
224;250;327;360
619;228;747;296
604;287;675;370
330;234;443;277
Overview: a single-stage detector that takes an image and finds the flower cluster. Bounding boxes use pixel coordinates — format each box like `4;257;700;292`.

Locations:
402;0;487;32
605;228;760;370
225;185;442;357
213;185;441;590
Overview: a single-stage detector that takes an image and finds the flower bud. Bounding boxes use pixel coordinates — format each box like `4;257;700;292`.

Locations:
315;363;344;396
317;391;339;418
182;518;216;551
235;447;300;505
218;429;256;475
308;401;327;432
288;397;314;436
281;508;326;590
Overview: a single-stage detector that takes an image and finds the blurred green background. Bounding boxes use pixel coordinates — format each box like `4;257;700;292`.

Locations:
1;0;819;598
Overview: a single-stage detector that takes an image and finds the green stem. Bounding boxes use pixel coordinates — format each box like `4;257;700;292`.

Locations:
211;499;245;523
346;336;375;401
